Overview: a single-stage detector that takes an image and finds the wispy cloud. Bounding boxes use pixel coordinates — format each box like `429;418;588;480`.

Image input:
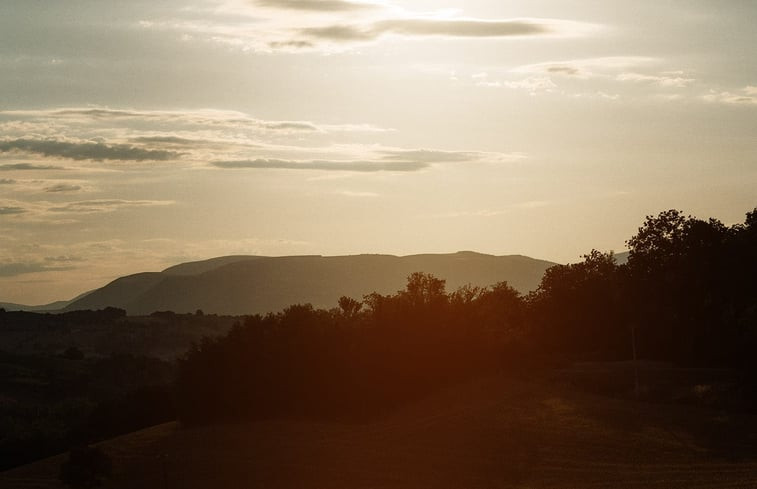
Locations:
0;139;180;161
515;56;659;79
0;163;62;171
0;108;389;141
378;149;486;163
0;261;78;278
299;17;559;42
47;199;175;213
616;71;694;88
471;73;557;94
255;0;378;12
0;198;175;222
702;86;757;106
44;183;83;193
0;206;27;215
0;107;518;176
213;158;428;172
0;177;91;195
138;2;597;53
213;148;521;172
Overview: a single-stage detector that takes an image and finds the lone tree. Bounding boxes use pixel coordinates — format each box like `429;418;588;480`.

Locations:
59;446;113;489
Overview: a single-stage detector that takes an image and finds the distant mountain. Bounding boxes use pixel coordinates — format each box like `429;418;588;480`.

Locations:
0;290;92;312
64;252;557;315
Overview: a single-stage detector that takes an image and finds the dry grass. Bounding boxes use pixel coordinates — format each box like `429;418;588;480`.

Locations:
4;371;757;488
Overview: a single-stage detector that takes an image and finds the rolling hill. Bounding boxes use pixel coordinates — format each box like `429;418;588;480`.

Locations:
0;291;92;313
63;252;555;315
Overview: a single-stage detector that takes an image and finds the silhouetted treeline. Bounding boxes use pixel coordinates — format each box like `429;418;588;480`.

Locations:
176;273;531;424
176;208;757;425
0;308;236;359
532;208;757;367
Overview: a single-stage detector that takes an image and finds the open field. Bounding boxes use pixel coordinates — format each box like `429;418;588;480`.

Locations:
4;369;757;489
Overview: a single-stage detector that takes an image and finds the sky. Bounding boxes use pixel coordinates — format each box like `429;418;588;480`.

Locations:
1;0;756;304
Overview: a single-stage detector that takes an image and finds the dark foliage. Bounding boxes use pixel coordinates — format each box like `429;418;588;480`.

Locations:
59;445;112;489
4;206;757;469
0;352;175;471
176;274;531;424
177;208;757;425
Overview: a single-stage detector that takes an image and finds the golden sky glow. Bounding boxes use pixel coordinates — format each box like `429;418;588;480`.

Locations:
1;0;756;304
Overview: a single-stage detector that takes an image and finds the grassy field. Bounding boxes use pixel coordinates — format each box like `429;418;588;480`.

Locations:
4;370;757;488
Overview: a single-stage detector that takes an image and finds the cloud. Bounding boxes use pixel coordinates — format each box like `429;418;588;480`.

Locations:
0;261;77;278
0;206;26;215
0;198;175;223
0;107;483;177
44;184;83;193
213;158;428;172
702;87;757;106
547;66;580;76
0;139;181;161
507;56;698;98
261;121;319;131
515;56;658;79
616;72;694;88
136;7;595;53
1;108;383;135
473;73;557;94
300;18;559;42
47;199;175;213
268;40;315;49
378;149;483;163
129;136;205;145
256;0;377;12
212;147;519;172
299;25;376;41
0;163;61;171
378;18;552;37
44;255;85;264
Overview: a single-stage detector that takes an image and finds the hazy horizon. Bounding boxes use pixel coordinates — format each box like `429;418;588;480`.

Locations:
2;0;756;304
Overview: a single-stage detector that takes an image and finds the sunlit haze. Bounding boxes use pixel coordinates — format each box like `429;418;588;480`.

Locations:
1;0;756;304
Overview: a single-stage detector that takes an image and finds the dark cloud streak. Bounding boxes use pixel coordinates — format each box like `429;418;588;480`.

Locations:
300;18;553;42
256;0;375;12
0;261;77;278
0;163;60;171
213;158;428;172
0;139;180;161
44;184;82;193
0;206;27;215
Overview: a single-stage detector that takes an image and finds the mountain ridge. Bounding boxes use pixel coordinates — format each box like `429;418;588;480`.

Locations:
60;252;555;315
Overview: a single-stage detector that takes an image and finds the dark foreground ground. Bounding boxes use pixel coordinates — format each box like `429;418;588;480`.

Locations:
4;369;757;489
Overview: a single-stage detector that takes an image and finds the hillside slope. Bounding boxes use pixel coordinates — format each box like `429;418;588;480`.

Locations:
65;252;556;315
4;372;757;488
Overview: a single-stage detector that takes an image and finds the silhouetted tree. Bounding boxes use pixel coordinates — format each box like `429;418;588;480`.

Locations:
529;250;624;361
338;296;362;318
